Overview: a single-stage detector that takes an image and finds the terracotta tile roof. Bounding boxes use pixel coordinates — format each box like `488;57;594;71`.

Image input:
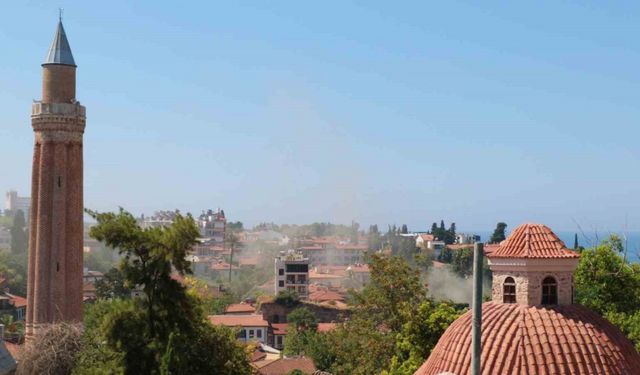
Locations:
308;290;345;303
487;223;579;259
419;234;435;241
208;314;268;327
272;323;288;335
5;293;26;308
251;349;267;362
257;357;317;375
224;302;256;314
309;270;343;279
317;323;337;333
415;302;640;375
347;264;369;273
211;261;239;270
239;257;259;266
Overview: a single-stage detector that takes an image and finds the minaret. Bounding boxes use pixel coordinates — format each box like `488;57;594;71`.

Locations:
26;18;85;337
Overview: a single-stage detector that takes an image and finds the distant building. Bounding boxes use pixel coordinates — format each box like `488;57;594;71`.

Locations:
140;211;179;229
198;209;226;244
208;314;269;344
455;232;480;244
274;250;309;298
416;233;445;252
4;191;30;220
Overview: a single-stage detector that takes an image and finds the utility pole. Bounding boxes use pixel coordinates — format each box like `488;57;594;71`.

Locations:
472;242;484;375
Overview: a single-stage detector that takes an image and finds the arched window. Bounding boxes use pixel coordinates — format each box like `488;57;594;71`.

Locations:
503;277;516;304
541;276;558;305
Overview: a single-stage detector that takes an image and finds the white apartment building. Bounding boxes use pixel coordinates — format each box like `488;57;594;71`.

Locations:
274;250;309;298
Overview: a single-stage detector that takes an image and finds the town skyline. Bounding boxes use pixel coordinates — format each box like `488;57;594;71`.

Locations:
2;2;640;231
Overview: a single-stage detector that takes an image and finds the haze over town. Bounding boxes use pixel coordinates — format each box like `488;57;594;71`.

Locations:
2;1;640;232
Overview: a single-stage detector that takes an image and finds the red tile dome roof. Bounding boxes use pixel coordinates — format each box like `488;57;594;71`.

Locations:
415;302;640;375
488;223;580;259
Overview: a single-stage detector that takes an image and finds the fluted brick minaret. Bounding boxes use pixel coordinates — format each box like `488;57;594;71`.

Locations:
26;19;85;337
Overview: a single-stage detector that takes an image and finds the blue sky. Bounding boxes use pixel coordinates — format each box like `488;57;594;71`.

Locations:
1;1;640;233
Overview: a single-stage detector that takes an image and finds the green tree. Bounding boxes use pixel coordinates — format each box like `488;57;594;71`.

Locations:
384;300;462;375
367;225;382;251
275;290;300;308
225;230;240;283
450;248;474;278
574;235;640;351
291;254;463;374
575;235;640;315
86;208;251;374
95;268;132;299
10;210;27;254
287;307;319;331
490;222;507;243
283;308;320;357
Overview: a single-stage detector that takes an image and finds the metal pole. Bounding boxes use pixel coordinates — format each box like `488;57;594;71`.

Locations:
472;242;483;375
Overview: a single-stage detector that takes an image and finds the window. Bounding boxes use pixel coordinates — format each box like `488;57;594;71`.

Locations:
503;277;516;304
238;329;246;339
249;329;255;339
286;264;309;273
541;276;558;305
278;280;284;287
257;329;262;338
277;336;283;345
279;268;284;276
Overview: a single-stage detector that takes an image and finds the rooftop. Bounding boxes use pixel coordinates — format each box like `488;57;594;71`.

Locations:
487;223;580;259
43;21;76;66
415;302;640;375
208;314;268;327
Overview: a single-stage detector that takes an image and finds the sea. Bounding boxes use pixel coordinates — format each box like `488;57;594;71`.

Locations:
473;230;640;264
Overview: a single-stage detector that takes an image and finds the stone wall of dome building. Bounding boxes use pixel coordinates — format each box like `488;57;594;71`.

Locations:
491;270;574;306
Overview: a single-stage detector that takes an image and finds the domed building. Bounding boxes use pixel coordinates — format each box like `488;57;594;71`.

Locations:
415;223;640;375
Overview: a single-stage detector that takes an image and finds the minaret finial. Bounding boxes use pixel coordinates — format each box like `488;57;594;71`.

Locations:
59;8;63;22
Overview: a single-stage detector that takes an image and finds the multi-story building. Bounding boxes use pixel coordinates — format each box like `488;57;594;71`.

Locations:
139;211;178;229
208;315;269;344
274;250;309;298
197;209;226;244
298;242;367;266
4;191;31;220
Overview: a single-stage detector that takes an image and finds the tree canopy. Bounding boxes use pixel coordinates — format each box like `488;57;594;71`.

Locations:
81;208;251;374
489;222;507;244
574;235;640;351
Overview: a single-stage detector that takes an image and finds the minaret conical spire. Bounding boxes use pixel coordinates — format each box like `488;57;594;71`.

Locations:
43;19;76;66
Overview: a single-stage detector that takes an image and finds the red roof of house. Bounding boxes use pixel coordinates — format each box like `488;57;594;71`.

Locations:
210;261;240;270
415;302;640;375
257;357;317;375
317;323;337;333
239;257;259;267
308;290;345;303
418;234;435;241
271;323;288;336
487;223;580;259
224;303;255;314
208;314;268;327
6;293;26;308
